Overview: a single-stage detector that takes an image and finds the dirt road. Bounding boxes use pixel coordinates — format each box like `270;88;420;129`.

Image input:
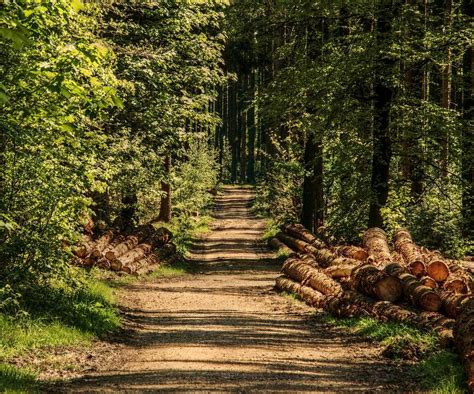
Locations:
65;186;411;392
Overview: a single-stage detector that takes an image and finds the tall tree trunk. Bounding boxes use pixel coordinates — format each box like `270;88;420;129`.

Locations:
461;0;474;238
440;0;453;179
240;74;248;183
247;69;256;183
158;155;172;223
301;135;324;231
368;3;396;228
229;80;238;183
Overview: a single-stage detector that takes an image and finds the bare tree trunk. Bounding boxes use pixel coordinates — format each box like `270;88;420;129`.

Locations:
158;155;172;223
246;70;256;184
462;0;474;238
368;4;396;228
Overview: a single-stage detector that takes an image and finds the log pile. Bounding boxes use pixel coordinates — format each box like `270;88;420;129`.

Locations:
72;225;175;275
273;224;474;389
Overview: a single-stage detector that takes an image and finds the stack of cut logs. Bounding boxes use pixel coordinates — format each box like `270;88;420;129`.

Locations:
270;225;474;392
72;224;175;276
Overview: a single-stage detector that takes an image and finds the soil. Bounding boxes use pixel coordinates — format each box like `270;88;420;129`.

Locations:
59;186;414;392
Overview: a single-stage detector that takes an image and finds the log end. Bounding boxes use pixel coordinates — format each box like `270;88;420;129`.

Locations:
420;276;438;289
375;276;403;302
427;260;450;282
408;260;426;278
419;291;442;312
444;278;469;295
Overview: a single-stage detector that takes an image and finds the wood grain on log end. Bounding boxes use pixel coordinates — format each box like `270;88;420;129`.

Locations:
427;260;450;282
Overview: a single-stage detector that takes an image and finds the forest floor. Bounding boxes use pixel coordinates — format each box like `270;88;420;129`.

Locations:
59;186;415;392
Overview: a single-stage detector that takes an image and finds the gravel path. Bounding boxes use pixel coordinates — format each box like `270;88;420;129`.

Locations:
64;186;412;392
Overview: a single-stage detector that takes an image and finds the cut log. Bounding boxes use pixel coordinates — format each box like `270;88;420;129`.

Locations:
332;246;368;262
281;258;343;296
275;275;453;345
276;232;319;256
426;257;450;282
351;264;403;302
443;275;469;294
72;235;94;258
393;229;426;277
440;292;474;318
419;248;451;282
275;275;326;307
384;263;441;312
268;238;296;256
420;276;438;289
105;235;139;261
284;224;326;249
324;264;359;279
116;243;152;267
362;228;393;268
90;230;115;258
453;297;474;392
399;273;441;312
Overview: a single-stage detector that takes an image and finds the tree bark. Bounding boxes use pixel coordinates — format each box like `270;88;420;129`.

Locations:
246;70;256;183
461;0;474;239
158;155;172;222
368;3;396;228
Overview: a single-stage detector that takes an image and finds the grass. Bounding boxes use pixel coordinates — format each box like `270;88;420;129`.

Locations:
316;314;467;392
0;315;93;360
0;364;38;393
0;273;121;392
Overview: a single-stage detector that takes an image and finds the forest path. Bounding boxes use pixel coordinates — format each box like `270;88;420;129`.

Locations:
65;186;412;392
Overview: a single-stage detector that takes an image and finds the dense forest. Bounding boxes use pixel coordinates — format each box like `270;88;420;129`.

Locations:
221;0;473;256
0;0;473;391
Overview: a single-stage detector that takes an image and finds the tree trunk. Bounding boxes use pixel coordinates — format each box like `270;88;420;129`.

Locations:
461;0;474;239
440;0;453;178
301;135;324;232
275;275;453;345
332;246;369;262
229;80;238;183
158;155;172;223
91;230;115;259
393;229;427;277
105;235;139;261
351;264;403;302
368;3;396;228
246;70;256;184
282;258;343;296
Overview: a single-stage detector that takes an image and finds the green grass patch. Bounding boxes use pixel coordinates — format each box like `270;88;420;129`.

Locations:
0;364;38;393
0;315;93;360
317;314;467;392
319;314;438;358
149;260;195;278
412;350;466;393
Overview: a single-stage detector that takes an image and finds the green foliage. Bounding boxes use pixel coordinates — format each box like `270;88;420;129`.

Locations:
228;0;473;254
0;0;226;338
